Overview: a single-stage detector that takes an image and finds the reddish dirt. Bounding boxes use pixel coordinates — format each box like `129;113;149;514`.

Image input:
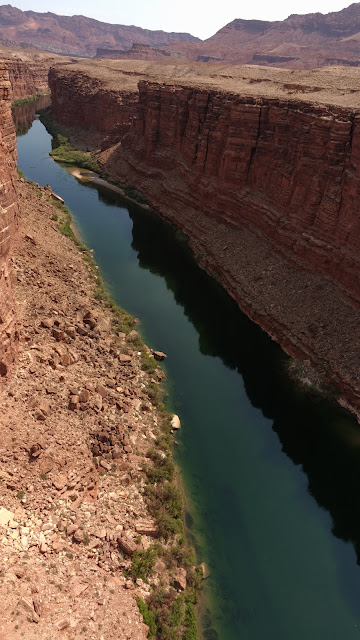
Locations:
0;178;178;639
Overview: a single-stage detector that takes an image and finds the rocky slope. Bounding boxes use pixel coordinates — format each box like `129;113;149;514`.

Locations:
0;61;19;374
95;44;186;61
0;167;198;638
0;5;199;58
105;3;360;69
49;60;360;417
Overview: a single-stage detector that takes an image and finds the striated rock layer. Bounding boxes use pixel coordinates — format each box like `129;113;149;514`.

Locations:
7;58;49;98
48;62;360;417
0;60;19;373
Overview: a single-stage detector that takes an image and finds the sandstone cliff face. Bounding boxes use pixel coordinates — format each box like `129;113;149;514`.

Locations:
7;58;49;98
0;61;19;373
48;65;360;416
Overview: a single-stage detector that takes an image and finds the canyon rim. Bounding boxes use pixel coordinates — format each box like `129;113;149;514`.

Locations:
48;59;360;419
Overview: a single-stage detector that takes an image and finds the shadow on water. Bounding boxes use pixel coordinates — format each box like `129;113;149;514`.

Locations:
96;182;360;592
15;105;360;639
12;95;51;137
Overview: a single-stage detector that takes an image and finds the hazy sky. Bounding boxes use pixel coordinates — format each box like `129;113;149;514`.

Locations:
3;0;355;39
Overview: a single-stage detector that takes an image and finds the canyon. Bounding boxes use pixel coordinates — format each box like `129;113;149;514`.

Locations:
2;47;360;639
0;63;201;640
0;46;67;99
48;60;360;418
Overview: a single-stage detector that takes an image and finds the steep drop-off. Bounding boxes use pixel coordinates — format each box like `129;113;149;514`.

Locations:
49;61;360;417
0;61;18;373
0;46;67;99
7;57;49;98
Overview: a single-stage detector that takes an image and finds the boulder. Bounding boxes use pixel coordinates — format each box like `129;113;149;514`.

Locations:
171;414;181;430
0;507;14;526
118;534;138;556
173;567;187;591
152;350;167;361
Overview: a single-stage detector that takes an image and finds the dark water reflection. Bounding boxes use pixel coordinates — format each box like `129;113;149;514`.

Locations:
12;94;51;137
125;187;360;559
15;104;360;640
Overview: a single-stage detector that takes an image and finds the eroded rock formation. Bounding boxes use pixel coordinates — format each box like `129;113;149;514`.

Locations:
48;61;360;417
6;57;49;98
97;3;360;70
0;5;200;57
0;60;19;373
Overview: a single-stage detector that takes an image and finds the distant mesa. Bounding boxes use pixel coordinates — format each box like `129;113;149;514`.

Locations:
95;44;186;61
2;3;360;68
92;2;360;69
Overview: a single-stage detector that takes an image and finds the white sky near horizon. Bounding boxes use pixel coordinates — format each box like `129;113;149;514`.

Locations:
0;0;356;39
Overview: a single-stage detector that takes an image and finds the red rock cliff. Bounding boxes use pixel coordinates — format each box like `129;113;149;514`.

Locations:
48;63;360;417
6;58;50;98
0;61;19;373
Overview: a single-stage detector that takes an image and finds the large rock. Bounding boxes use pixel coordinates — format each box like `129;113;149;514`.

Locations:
118;534;138;556
0;507;14;526
173;568;187;591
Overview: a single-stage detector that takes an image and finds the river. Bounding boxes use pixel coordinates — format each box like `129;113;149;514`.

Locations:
13;98;360;640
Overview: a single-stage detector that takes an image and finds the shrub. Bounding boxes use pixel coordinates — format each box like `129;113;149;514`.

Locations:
137;598;157;638
184;602;198;640
131;546;158;581
124;185;149;205
12;93;41;107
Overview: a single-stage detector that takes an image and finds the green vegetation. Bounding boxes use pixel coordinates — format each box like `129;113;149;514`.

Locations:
136;412;201;640
137;598;157;639
48;196;136;334
138;586;200;640
21;124;200;638
50;133;99;171
12;93;42;107
39;110;99;171
184;602;198;640
123;185;149;206
131;546;158;581
141;350;158;373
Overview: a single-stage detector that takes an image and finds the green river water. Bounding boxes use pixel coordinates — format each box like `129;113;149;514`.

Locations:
13;99;360;640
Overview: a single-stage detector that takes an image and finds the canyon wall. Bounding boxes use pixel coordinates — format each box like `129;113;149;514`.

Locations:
0;61;19;373
48;64;360;416
6;58;50;98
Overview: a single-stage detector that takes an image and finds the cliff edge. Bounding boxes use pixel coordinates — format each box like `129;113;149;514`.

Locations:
49;60;360;418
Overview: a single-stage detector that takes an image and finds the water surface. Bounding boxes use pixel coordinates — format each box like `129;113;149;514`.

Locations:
15;101;360;640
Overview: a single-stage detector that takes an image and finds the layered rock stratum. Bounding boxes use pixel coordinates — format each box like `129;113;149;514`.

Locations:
49;60;360;417
0;61;18;374
0;46;66;99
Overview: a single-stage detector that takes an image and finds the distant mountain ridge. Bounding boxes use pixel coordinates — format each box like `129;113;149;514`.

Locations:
0;4;200;57
97;2;360;69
